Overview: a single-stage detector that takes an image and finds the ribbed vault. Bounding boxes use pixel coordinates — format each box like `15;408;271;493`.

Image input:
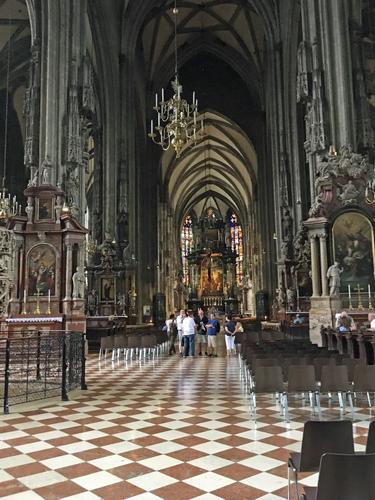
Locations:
0;0;30;88
161;110;257;228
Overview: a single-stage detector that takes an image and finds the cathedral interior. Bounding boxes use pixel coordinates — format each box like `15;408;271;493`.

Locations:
0;1;375;499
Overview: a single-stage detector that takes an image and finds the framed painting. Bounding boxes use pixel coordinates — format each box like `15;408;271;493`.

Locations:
28;244;56;296
37;197;53;220
101;277;115;302
332;212;375;290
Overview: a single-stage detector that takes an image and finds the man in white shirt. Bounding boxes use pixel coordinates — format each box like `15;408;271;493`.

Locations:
176;309;186;356
182;310;196;357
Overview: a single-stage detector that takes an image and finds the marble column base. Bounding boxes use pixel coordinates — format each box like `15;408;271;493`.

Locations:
309;295;341;346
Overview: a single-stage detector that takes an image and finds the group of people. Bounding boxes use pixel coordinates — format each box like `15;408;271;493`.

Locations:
165;308;244;358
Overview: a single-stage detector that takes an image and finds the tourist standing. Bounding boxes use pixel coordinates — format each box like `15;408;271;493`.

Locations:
196;307;208;356
207;312;220;357
182;310;196;357
224;314;236;356
176;309;186;357
165;313;177;355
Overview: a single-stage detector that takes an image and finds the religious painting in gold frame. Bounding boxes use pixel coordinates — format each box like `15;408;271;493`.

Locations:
27;244;56;296
200;254;223;294
332;211;375;290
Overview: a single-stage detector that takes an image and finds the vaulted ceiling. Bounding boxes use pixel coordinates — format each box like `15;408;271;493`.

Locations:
161;110;257;227
0;0;30;89
141;0;266;86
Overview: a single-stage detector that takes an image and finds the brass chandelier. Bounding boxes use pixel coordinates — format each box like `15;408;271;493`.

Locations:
148;0;203;157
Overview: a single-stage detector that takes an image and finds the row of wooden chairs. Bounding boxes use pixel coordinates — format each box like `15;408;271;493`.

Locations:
247;363;375;421
288;420;375;500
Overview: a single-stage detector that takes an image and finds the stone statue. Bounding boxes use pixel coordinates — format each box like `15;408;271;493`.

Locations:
25;200;34;223
99;233;117;269
87;289;98;315
286;288;296;311
117;293;126;316
326;261;343;296
277;287;286;310
337;180;359;206
92;208;102;243
309;192;324;218
72;266;86;299
28;166;39;187
281;207;293;242
41;156;52;184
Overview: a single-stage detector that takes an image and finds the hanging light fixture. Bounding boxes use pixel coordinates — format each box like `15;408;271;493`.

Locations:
148;0;203;157
0;17;19;221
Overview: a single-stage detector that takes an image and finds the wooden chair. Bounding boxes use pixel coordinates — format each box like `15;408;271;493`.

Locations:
287;420;354;500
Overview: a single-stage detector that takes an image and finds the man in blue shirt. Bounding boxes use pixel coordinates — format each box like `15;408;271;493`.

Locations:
207;312;220;357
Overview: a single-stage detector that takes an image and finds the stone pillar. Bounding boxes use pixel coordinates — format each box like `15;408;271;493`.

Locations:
305;218;341;345
65;243;73;300
310;235;320;297
319;233;328;296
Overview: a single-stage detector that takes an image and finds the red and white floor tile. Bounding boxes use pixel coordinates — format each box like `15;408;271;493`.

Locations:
0;343;373;499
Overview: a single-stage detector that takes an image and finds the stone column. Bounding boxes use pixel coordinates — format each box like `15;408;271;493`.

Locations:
319;233;328;296
310;235;320;297
65;243;73;300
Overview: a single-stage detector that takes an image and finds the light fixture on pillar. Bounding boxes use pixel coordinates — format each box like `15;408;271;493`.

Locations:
328;145;337;157
148;0;203;158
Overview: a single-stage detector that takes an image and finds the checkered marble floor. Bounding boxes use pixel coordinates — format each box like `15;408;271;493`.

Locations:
0;344;374;499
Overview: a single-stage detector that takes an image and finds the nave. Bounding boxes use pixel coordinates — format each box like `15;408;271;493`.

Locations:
0;337;372;500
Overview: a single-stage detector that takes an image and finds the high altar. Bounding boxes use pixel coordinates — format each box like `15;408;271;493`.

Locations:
186;211;239;313
0;180;87;335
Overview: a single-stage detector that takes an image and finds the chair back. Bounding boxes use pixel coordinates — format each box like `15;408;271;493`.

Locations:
253;358;281;375
320;365;350;392
315;452;375;500
340;358;364;382
100;336;114;349
353;365;375;393
127;334;141;348
313;357;336;381
254;366;284;393
299;420;354;472
366;420;375;454
287;365;317;392
113;334;127;349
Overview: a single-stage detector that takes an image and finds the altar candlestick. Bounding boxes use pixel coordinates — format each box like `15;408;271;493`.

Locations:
47;289;51;314
368;284;371;299
22;289;27;314
348;285;352;310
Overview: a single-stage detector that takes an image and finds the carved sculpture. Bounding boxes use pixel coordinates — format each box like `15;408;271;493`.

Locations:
337;180;360;206
72;266;86;299
286;288;296;311
87;289;98;315
326;261;343;296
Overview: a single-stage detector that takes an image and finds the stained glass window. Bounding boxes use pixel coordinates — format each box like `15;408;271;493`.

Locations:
181;215;194;285
230;213;243;285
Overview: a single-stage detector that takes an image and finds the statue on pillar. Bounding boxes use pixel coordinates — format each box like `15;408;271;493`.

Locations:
41;156;52;185
72;266;86;299
87;289;98;315
326;261;343;296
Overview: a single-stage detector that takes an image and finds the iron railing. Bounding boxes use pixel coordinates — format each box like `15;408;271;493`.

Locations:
0;331;87;413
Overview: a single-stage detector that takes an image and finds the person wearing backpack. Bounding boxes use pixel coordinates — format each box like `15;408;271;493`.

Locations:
207;312;220;357
165;313;177;355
